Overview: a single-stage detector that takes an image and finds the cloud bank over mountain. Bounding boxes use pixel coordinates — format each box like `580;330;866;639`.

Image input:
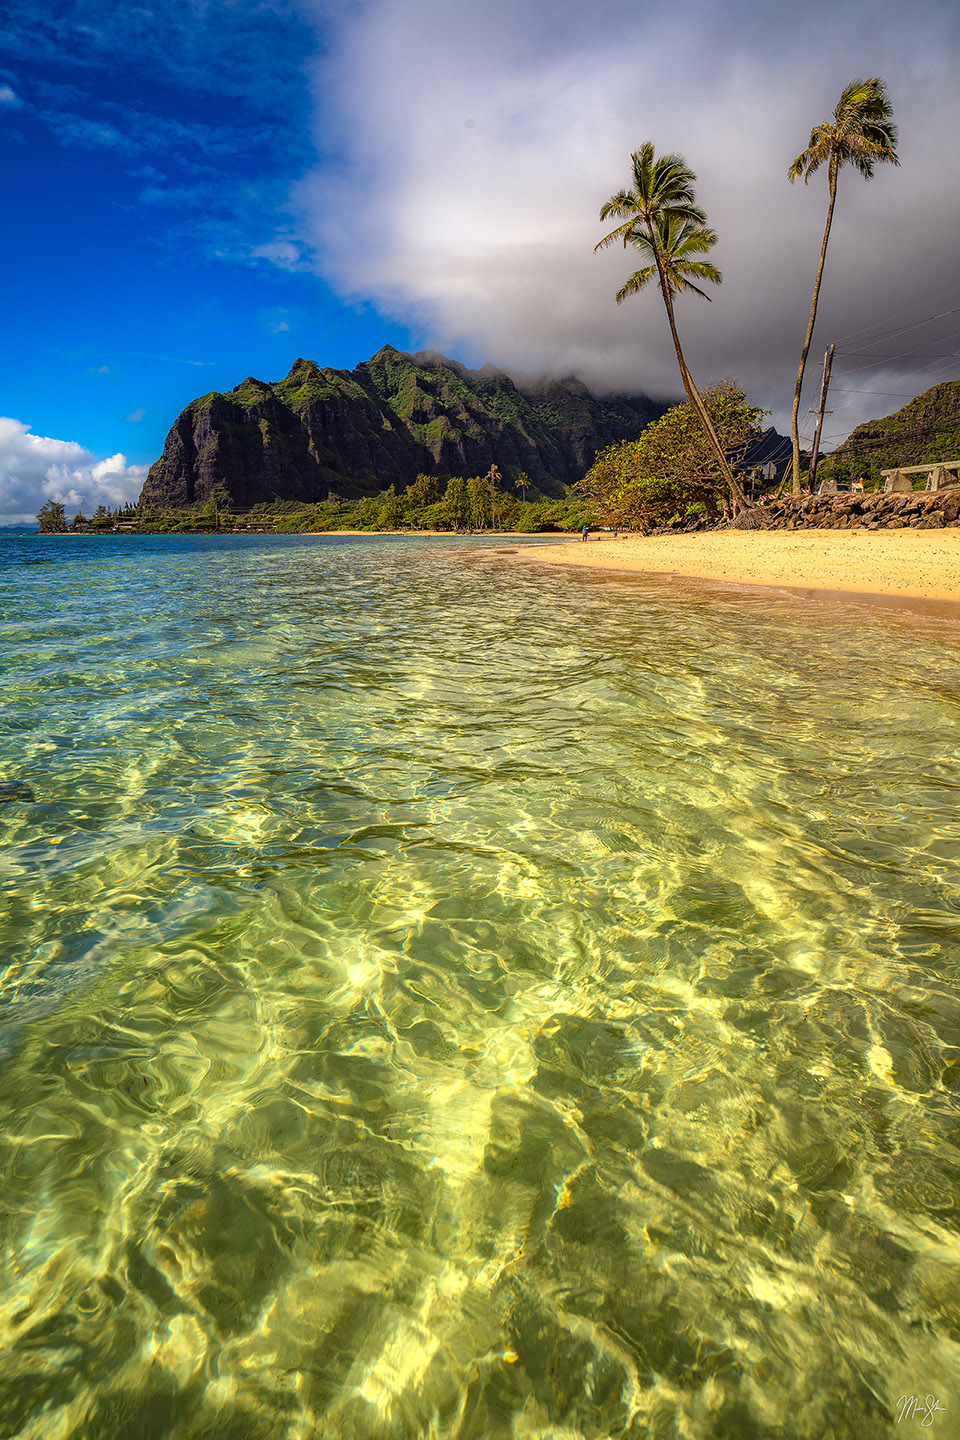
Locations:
0;418;147;524
302;0;960;443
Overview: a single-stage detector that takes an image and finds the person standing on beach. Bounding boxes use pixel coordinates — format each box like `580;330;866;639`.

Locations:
581;524;589;541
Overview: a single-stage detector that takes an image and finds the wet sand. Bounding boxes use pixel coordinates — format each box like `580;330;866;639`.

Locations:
512;529;960;605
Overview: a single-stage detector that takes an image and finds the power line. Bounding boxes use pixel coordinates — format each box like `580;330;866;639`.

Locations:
836;305;960;354
832;388;936;397
839;324;960;363
834;286;960;345
834;346;960;377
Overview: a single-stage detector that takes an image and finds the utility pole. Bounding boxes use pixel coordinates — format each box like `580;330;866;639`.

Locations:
807;344;835;490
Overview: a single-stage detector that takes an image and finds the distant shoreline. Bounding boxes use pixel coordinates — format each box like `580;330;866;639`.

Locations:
30;528;545;539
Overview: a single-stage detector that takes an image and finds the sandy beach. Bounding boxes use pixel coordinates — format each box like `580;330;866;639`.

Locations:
513;528;960;604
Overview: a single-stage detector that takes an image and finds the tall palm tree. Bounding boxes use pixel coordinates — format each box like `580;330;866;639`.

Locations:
596;143;746;512
788;77;899;493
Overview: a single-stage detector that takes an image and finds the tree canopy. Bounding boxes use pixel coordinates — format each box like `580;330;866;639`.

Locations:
37;501;68;533
575;381;765;533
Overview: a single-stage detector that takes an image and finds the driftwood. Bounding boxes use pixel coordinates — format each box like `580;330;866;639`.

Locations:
723;507;774;531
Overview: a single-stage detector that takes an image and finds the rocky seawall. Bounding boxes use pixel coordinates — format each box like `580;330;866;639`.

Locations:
759;488;960;531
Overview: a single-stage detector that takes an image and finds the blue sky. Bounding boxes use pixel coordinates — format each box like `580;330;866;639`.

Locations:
3;0;959;520
1;0;415;482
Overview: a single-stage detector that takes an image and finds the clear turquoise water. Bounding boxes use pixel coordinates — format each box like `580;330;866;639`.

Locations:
1;532;959;1439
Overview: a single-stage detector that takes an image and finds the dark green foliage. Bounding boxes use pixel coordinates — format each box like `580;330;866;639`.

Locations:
575;380;765;531
377;485;405;529
90;478;588;537
36;501;68;532
443;476;470;530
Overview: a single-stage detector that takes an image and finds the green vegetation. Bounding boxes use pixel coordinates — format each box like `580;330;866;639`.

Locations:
36;501;68;532
44;471;589;537
575;381;765;532
787;77;899;493
816;380;960;486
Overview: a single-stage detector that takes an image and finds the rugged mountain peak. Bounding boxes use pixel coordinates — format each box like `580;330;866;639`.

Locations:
282;357;322;384
138;346;669;511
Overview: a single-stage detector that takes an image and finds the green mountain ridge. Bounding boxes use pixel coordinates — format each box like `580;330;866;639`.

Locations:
824;378;960;476
139;344;669;509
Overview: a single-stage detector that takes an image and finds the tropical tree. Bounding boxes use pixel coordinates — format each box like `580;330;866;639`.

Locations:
575;379;765;531
443;476;469;530
37;500;68;532
358;495;380;528
787;77;899;493
596;142;747;513
377;484;405;529
405;473;442;510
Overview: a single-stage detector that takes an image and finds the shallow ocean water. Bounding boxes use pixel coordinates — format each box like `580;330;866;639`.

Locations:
0;531;959;1439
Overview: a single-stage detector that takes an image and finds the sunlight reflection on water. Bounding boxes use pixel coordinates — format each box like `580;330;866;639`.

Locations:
0;532;959;1439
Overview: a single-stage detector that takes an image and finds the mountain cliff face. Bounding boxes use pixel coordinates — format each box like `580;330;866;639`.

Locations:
138;346;668;508
828;379;960;470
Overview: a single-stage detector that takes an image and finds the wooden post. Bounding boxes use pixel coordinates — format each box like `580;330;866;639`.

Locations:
807;344;835;490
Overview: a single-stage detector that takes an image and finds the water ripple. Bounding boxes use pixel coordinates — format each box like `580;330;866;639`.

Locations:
0;533;959;1437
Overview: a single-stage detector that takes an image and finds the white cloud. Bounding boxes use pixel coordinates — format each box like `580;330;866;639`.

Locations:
0;418;147;524
0;85;23;108
125;407;146;422
302;0;960;438
249;240;302;270
260;307;292;334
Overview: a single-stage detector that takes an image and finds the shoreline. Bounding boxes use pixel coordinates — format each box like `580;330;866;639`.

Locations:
503;529;960;610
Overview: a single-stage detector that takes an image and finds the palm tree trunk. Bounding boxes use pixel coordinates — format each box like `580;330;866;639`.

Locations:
647;224;748;514
790;154;839;495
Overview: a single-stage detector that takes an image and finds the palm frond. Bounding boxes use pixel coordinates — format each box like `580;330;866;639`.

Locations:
615;267;657;303
675;260;722;286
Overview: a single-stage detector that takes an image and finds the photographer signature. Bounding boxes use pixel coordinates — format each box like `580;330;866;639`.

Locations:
896;1395;945;1426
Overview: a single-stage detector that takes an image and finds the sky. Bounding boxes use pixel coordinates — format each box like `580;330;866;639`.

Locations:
2;0;959;521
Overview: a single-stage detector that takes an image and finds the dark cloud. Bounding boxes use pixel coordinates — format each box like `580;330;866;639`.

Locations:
302;0;960;441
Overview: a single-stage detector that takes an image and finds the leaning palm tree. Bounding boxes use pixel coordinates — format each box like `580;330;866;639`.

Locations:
596;143;747;512
787;77;899;492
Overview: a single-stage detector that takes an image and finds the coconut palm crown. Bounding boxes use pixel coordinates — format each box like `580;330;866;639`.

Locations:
596;144;746;512
787;78;899;492
789;76;899;185
614;215;722;305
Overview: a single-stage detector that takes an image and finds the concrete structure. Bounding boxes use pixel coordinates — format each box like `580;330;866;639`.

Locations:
882;461;960;493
